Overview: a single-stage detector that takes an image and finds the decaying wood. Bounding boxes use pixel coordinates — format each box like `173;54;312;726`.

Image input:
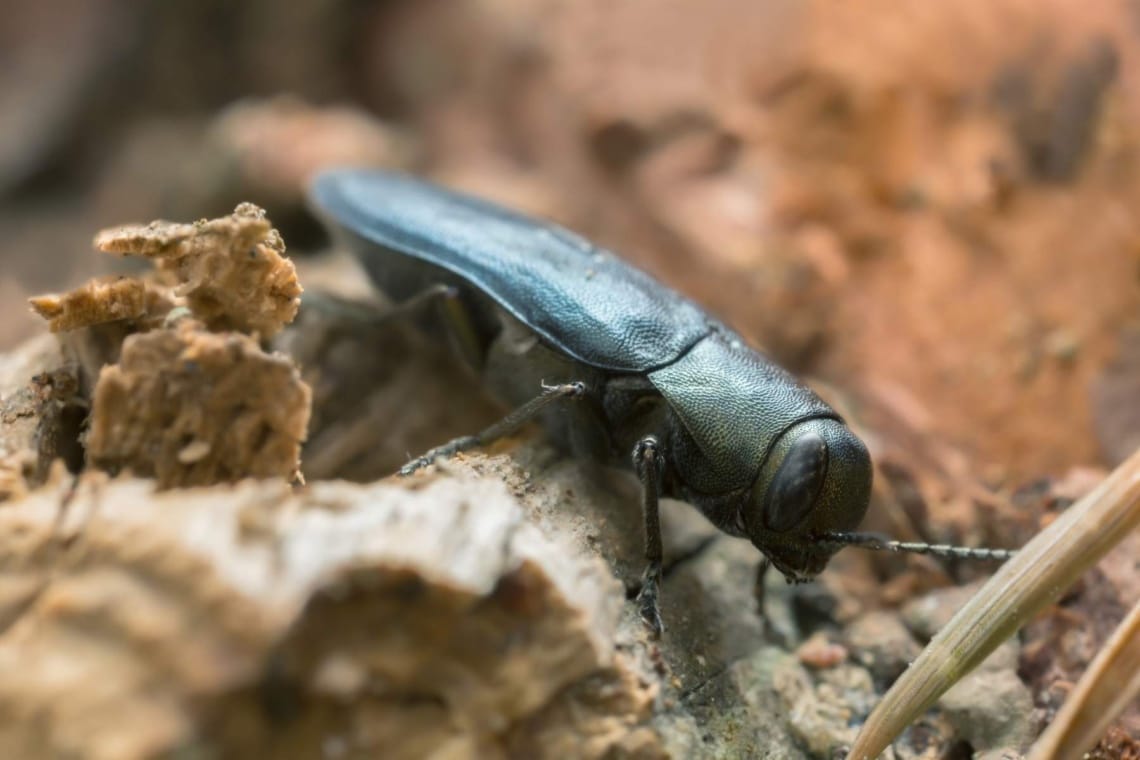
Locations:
85;318;310;488
0;334;81;501
25;205;311;490
0;472;657;759
28;277;160;334
94;203;302;338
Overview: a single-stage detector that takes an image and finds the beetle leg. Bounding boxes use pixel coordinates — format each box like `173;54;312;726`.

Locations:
753;557;770;620
305;285;486;369
399;380;588;476
303;283;459;325
632;435;665;637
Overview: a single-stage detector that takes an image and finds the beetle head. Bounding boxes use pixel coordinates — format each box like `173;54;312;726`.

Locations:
742;418;872;581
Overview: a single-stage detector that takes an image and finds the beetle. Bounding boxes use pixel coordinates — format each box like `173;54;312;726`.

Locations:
307;169;1011;635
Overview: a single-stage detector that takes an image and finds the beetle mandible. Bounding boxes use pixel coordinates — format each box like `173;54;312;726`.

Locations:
307;170;1007;635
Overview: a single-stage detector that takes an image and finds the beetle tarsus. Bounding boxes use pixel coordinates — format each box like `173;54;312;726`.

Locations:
633;435;665;636
637;561;664;637
398;435;479;476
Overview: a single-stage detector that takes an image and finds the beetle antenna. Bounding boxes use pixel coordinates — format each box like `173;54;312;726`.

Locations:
819;531;1016;561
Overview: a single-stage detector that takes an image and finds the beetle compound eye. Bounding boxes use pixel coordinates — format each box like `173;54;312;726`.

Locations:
763;432;828;532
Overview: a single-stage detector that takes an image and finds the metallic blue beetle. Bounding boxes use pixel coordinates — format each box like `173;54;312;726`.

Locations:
309;170;874;635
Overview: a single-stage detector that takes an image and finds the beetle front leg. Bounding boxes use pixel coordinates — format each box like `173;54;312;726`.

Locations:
399;380;588;475
753;557;770;620
633;435;665;637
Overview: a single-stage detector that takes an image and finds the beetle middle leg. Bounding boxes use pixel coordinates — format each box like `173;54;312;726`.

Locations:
303;283;457;325
633;435;665;637
399;380;589;475
304;283;487;366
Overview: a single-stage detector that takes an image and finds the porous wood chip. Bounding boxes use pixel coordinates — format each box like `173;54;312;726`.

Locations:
86;319;310;488
94;202;301;338
28;276;171;333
